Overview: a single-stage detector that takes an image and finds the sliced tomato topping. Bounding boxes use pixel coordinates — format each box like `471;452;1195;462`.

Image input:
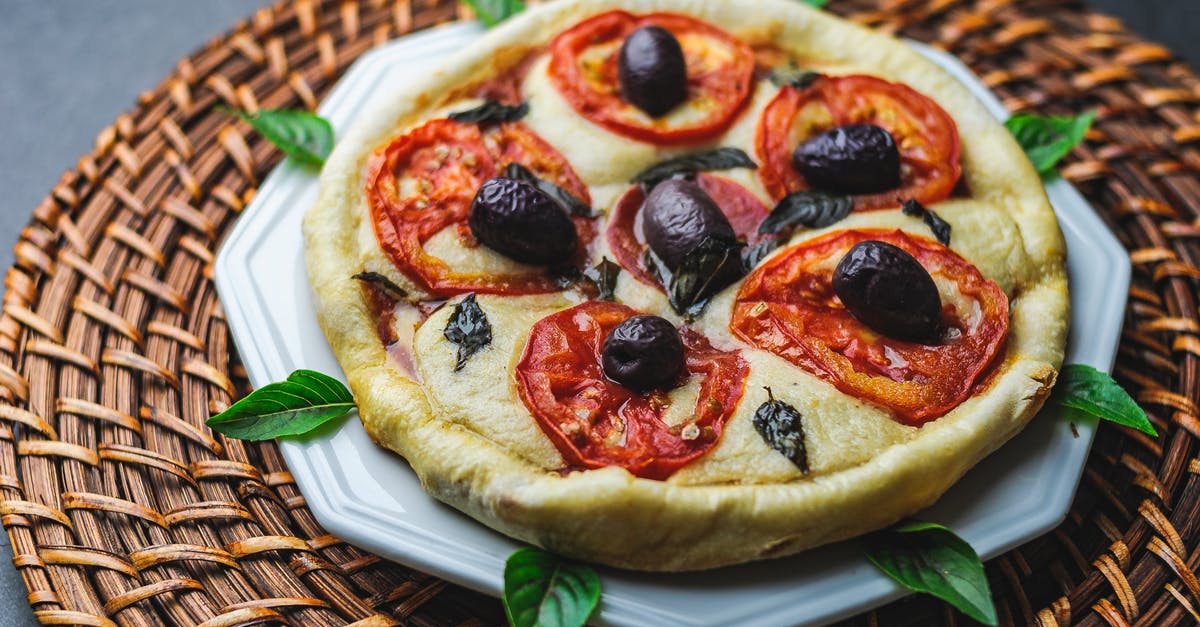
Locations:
730;229;1007;425
548;11;755;145
606;174;770;287
366;119;595;297
515;301;748;480
756;75;962;210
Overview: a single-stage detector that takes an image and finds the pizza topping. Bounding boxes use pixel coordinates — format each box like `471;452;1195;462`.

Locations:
468;177;579;265
582;257;621;301
900;198;952;246
793;124;901;194
448;100;530;124
516;301;749;479
548;11;756;144
757;74;962;210
730;229;1008;424
618;26;689;117
504;162;594;217
352;271;410;302
443;293;493;372
664;236;746;321
758;190;853;235
832;240;941;343
601;315;685;391
631;147;757;187
643;179;738;270
752;387;809;474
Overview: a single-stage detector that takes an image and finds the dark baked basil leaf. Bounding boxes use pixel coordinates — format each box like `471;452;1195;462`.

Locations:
458;0;526;27
206;370;355;441
900;198;925;217
1004;110;1096;176
758;191;853;235
583;257;621;302
1051;364;1156;436
505;162;594;217
668;236;746;321
450;100;529;124
742;238;783;270
769;63;820;89
225;107;333;166
443;293;493;371
632;148;757;187
864;521;997;626
899;198;951;245
352;271;409;301
503;547;600;627
753;387;809;473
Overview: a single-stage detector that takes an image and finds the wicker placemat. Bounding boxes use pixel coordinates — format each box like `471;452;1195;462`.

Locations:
1;0;1197;624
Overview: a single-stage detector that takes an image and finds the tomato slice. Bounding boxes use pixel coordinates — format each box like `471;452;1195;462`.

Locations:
366;119;595;297
730;229;1007;424
515;301;749;480
548;11;755;145
606;174;770;287
756;75;962;210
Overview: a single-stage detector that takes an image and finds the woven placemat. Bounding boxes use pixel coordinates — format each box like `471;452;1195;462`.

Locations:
1;0;1197;624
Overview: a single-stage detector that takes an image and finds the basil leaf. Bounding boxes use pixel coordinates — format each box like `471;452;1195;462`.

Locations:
352;271;409;301
1004;110;1096;176
753;387;809;473
668;236;746;321
758;191;853;234
458;0;526;27
505;163;594;217
583;257;621;302
206;370;355;441
503;547;600;627
804;0;830;9
899;198;951;245
449;100;529;124
769;63;820;89
1051;364;1156;436
444;294;493;371
224;108;333;166
632;148;757;187
864;521;998;626
742;238;783;270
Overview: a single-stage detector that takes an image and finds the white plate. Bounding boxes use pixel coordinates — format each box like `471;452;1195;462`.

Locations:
214;23;1129;627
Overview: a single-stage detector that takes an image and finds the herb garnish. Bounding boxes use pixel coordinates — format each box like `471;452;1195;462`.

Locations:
205;370;355;441
632;148;757;188
449;100;530;124
223;108;334;166
443;294;493;371
352;271;410;302
503;547;600;627
768;63;820;89
1004;110;1096;176
758;190;853;235
753;387;809;473
458;0;526;27
899;198;951;246
804;0;831;8
1050;364;1156;436
864;520;997;625
742;238;783;271
583;257;621;302
505;163;594;217
666;236;746;321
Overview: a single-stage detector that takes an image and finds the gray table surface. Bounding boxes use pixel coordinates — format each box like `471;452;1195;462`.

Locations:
0;1;1197;625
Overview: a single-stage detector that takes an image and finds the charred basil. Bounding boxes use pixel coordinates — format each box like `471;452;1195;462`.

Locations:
667;236;745;321
601;315;685;392
448;100;529;124
757;190;853;235
753;387;809;474
443;293;493;371
742;238;783;270
583;257;621;302
504;162;594;218
468;177;578;265
618;26;688;117
900;198;951;246
793;124;901;193
351;271;409;301
632;148;757;188
642;179;738;270
832;240;941;343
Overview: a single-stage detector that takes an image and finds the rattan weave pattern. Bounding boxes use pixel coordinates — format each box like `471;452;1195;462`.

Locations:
0;0;1196;625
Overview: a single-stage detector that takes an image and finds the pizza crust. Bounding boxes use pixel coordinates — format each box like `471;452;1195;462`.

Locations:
303;0;1067;570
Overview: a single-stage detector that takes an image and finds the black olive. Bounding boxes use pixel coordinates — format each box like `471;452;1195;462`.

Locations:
602;315;685;392
793;124;901;194
468;177;578;265
618;26;688;117
832;240;941;343
641;179;736;270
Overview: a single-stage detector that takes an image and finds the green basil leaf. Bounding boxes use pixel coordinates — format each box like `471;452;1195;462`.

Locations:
1051;364;1156;436
459;0;526;27
668;236;746;321
804;0;830;8
583;257;621;302
503;547;600;627
753;387;809;473
505;162;594;217
449;100;529;124
1004;110;1096;176
444;293;493;371
758;190;853;234
206;369;355;441
225;108;334;166
864;521;997;626
632;148;757;187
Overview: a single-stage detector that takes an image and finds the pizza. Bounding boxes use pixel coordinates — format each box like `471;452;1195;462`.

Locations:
302;0;1068;571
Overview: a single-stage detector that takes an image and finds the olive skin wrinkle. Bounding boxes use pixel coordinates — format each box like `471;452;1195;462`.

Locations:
832;240;941;343
793;124;901;193
618;26;688;117
641;179;737;270
468;177;578;265
601;315;686;392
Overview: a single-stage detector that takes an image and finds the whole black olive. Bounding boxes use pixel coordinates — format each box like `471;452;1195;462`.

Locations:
832;240;941;343
793;124;901;194
602;315;685;392
468;177;578;265
642;179;736;270
618;26;688;117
